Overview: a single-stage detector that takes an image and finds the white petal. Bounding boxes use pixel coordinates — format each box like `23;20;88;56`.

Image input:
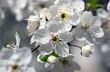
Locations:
107;0;110;11
55;42;69;57
38;43;53;55
8;0;28;9
62;23;72;32
0;67;8;72
72;0;85;12
97;8;108;19
73;27;87;40
73;27;94;43
49;5;57;17
70;13;80;25
10;48;32;66
66;54;74;60
30;29;50;44
17;47;32;66
81;11;94;26
54;0;69;5
14;8;23;21
46;20;62;33
27;15;40;34
0;48;13;60
15;32;20;47
90;27;104;38
0;8;5;20
59;32;73;43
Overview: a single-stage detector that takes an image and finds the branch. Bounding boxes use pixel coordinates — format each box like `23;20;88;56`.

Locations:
32;45;40;52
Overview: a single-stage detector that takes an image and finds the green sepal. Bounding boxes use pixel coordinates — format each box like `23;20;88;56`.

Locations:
39;55;48;62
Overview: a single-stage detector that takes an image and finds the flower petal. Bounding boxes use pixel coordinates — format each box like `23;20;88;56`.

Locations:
30;29;50;44
55;42;69;57
97;8;108;19
10;47;32;66
0;48;13;60
15;32;20;47
90;26;104;38
72;0;85;12
38;43;53;55
0;67;8;72
46;20;62;33
59;32;73;43
107;0;110;11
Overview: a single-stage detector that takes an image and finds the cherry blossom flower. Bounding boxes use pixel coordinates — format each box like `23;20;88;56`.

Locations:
31;20;73;57
72;11;104;42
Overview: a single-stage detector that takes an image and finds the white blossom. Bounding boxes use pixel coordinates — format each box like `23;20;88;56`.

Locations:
49;2;80;32
0;47;35;72
97;0;110;21
81;44;94;57
7;0;33;21
73;11;104;42
31;21;73;57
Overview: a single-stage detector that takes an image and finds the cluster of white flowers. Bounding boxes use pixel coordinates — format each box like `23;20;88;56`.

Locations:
0;0;108;71
26;0;104;69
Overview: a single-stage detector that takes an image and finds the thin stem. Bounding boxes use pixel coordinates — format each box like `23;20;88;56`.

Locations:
32;45;40;52
67;43;82;49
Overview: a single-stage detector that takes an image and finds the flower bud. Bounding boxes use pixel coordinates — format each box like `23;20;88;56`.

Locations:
47;55;57;63
81;44;94;57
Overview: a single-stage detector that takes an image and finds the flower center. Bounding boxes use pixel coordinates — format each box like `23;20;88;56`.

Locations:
39;3;45;8
11;64;21;72
82;24;90;30
12;65;18;70
61;13;66;19
51;35;60;45
52;36;58;41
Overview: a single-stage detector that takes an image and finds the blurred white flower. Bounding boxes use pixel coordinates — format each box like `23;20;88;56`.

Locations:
73;11;104;42
0;8;5;20
0;47;35;72
81;44;94;57
0;8;5;26
97;0;110;21
7;0;33;21
31;0;55;11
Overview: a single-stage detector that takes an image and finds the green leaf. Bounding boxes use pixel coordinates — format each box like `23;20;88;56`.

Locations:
86;0;98;10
